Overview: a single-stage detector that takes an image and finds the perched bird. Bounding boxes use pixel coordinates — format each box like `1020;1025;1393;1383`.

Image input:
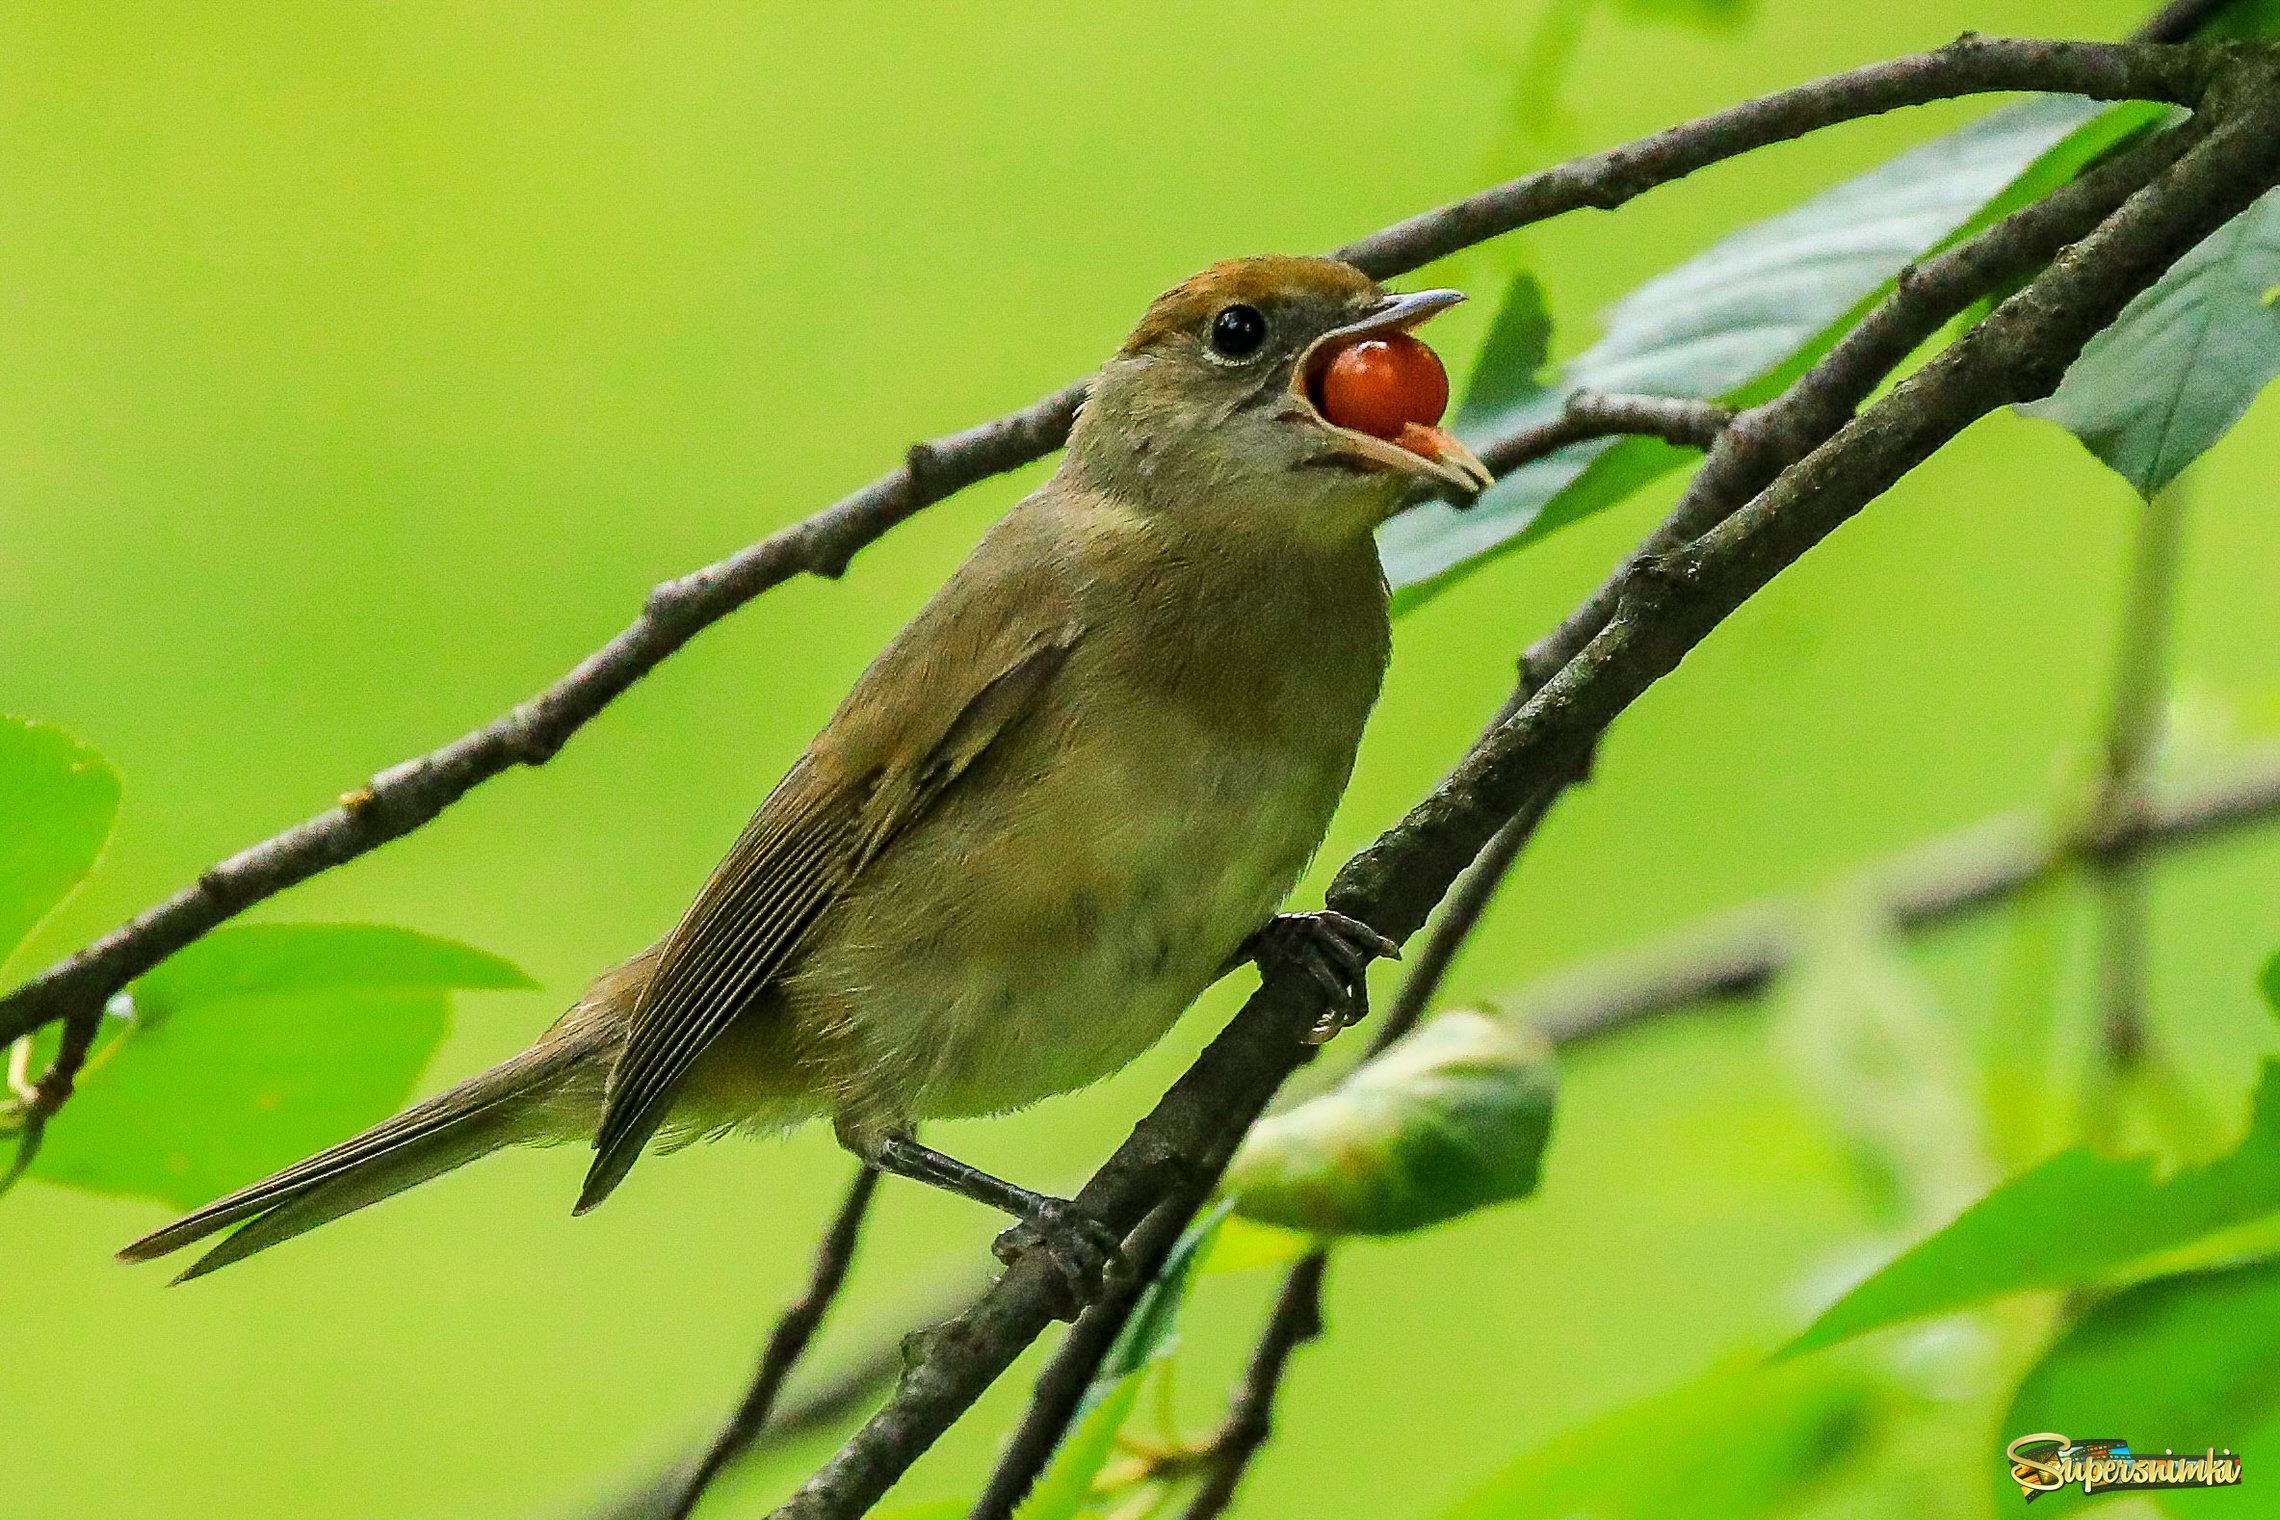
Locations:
120;255;1492;1291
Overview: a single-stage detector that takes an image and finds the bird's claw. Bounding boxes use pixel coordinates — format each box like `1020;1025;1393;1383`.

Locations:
1246;910;1401;1044
993;1197;1127;1319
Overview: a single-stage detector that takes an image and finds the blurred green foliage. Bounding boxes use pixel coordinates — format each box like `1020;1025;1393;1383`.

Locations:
0;717;121;972
27;920;533;1208
9;2;2280;1519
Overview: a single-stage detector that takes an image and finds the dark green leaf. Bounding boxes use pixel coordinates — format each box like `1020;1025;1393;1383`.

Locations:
2019;186;2280;495
32;922;534;1208
1016;1204;1229;1520
2263;944;2280;1015
1223;1011;1556;1237
0;717;121;972
2204;0;2280;40
1996;1256;2280;1516
1439;1356;1873;1520
1383;93;2115;611
1785;1059;2280;1357
1451;268;1552;437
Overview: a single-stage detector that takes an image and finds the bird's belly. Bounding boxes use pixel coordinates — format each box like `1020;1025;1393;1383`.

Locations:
789;727;1349;1126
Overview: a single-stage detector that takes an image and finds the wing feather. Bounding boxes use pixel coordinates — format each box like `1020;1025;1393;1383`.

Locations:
576;624;1076;1211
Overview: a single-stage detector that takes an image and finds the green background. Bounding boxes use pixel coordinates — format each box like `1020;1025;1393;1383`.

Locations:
5;1;2277;1516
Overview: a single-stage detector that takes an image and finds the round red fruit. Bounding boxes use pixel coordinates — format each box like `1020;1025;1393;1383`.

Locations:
1316;332;1450;442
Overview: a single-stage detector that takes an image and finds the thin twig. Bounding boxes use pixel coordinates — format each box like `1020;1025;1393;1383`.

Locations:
1176;1251;1330;1520
0;37;2212;1070
1525;748;2280;1046
2092;482;2188;1068
964;1187;1213;1520
653;1168;882;1520
1475;391;1734;477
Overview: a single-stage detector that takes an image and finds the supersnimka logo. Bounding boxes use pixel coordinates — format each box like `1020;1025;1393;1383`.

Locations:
2005;1432;2243;1500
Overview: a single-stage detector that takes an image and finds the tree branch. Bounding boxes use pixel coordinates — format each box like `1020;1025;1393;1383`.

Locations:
0;35;2212;1062
650;1167;882;1520
1477;392;1733;476
1177;1250;1330;1520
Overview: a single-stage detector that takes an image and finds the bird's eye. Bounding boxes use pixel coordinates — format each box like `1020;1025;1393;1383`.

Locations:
1209;304;1267;359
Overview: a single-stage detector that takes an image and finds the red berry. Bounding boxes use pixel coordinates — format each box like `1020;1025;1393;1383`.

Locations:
1315;332;1450;442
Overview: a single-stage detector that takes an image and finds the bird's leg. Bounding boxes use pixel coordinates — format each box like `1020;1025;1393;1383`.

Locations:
1236;910;1401;1045
843;1123;1125;1316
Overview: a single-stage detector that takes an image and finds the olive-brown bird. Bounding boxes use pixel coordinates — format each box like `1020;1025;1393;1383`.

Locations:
120;255;1492;1288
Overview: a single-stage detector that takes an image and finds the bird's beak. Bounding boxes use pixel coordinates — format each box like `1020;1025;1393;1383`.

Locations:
1292;289;1494;504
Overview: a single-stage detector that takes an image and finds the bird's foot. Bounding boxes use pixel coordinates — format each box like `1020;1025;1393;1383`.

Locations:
992;1197;1127;1318
1244;910;1401;1044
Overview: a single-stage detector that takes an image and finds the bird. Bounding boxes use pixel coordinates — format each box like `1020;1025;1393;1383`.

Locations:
119;254;1493;1294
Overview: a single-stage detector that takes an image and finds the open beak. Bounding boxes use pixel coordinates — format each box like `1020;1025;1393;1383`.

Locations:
1294;288;1496;503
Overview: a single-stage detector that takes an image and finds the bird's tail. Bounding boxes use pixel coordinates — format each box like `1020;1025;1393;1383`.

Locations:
117;953;649;1282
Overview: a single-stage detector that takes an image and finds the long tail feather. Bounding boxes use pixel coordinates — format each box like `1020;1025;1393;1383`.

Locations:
119;1030;603;1280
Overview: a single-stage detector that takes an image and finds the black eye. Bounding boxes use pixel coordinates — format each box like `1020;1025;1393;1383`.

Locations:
1209;304;1267;358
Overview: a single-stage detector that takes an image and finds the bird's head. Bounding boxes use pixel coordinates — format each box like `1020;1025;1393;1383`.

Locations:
1068;255;1493;548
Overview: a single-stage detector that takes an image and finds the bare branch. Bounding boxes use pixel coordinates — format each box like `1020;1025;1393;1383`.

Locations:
1476;392;1734;477
649;1168;881;1520
1336;37;2209;277
1177;1251;1330;1520
965;1187;1212;1520
0;35;2214;1059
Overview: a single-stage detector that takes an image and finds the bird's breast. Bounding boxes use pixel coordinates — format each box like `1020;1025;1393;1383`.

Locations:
785;560;1386;1126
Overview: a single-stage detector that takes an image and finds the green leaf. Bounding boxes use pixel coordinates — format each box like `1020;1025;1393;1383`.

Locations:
2019;187;2280;494
30;923;534;1208
0;717;121;974
1222;1010;1556;1237
2262;944;2280;1015
1197;1213;1313;1274
1773;894;1989;1231
1451;268;1552;436
2204;0;2280;40
1784;1058;2280;1357
1016;1204;1229;1520
1996;1256;2280;1516
1382;93;2116;611
1439;1356;1873;1520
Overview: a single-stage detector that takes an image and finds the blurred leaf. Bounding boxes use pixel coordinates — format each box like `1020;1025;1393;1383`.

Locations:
1996;1256;2280;1516
1015;1203;1229;1520
0;717;121;973
2263;945;2280;1015
1197;1213;1313;1274
2205;0;2280;39
130;921;535;1030
1612;0;1754;31
2018;187;2280;495
1774;894;1989;1230
1383;92;2118;611
1222;1011;1555;1237
31;923;533;1208
1440;1356;1873;1520
1785;1059;2280;1358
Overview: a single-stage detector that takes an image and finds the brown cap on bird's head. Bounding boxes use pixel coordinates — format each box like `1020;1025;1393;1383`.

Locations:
1087;255;1492;522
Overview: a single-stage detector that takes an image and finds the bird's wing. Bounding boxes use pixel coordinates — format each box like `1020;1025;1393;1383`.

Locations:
578;540;1081;1211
